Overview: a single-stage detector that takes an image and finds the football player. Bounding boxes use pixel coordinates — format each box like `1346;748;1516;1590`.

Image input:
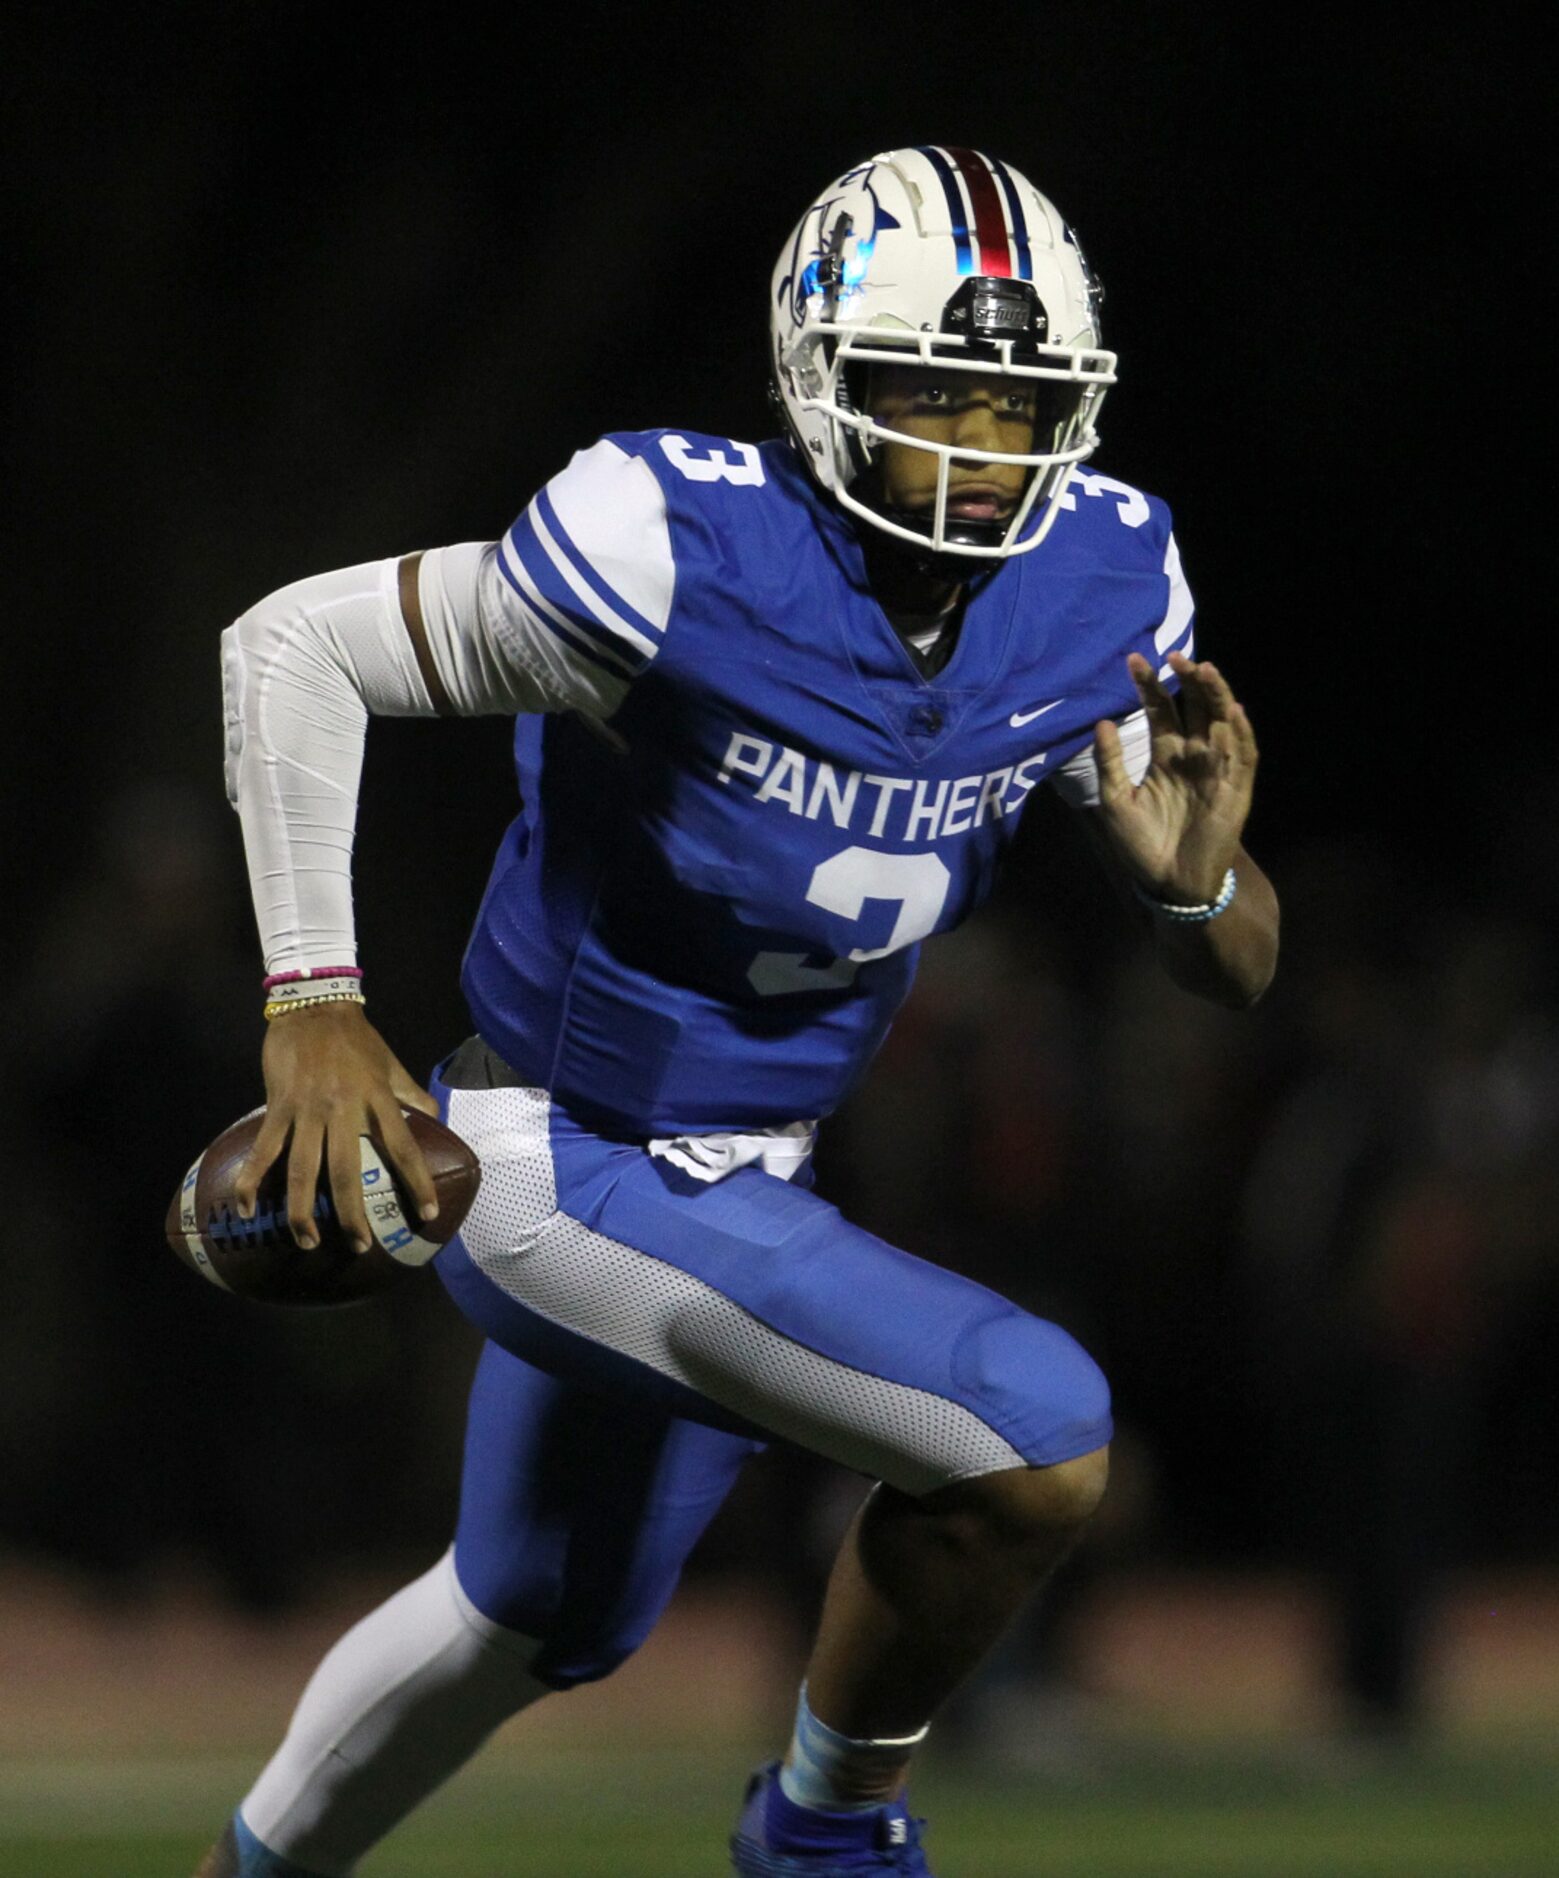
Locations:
196;147;1277;1877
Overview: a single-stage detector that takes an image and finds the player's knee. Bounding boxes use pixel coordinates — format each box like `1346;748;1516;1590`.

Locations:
527;1618;654;1691
1028;1442;1111;1528
956;1307;1112;1470
950;1443;1110;1547
455;1542;678;1693
452;1598;646;1693
455;1557;671;1692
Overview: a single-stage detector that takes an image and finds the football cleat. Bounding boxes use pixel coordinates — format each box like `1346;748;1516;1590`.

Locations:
730;1762;936;1874
191;1821;239;1878
770;147;1117;562
191;1813;329;1876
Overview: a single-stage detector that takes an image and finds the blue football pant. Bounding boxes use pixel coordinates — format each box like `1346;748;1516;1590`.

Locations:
431;1044;1112;1688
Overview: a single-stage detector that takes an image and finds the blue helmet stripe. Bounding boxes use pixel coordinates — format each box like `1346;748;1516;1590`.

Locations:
987;157;1034;281
914;145;973;275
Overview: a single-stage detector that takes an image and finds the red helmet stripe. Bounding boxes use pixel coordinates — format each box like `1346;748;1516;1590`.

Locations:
942;146;1012;276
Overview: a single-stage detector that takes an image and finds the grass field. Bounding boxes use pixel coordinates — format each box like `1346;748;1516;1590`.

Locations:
3;1741;1556;1877
3;1567;1556;1876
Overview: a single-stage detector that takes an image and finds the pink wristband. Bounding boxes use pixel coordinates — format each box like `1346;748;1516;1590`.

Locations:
262;965;363;991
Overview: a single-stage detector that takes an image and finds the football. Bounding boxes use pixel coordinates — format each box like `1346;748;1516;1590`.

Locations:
165;1106;481;1307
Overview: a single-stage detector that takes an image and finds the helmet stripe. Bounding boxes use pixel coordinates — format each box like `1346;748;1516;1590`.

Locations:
914;145;974;274
985;156;1034;281
941;146;1014;277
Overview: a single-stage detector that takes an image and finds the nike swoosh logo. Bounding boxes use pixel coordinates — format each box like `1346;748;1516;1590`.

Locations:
1010;700;1064;727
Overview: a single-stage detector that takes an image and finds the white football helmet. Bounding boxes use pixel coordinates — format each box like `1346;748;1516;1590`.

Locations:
770;147;1117;560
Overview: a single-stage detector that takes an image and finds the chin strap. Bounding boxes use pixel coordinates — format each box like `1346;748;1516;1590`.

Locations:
865;514;1004;589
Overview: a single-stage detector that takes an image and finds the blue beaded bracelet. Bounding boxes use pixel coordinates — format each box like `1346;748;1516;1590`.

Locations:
1133;867;1238;923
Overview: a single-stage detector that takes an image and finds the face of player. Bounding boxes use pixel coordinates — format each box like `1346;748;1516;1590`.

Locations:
867;365;1038;526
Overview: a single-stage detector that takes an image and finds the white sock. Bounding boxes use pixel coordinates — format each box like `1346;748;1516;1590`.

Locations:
240;1548;548;1875
777;1682;929;1813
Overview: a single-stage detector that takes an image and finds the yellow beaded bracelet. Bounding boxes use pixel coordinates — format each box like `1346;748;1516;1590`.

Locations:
263;990;368;1022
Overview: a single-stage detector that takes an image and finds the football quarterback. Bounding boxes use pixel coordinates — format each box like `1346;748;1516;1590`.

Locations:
196;147;1276;1878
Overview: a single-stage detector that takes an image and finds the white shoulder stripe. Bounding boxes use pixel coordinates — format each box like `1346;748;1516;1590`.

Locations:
478;546;630;722
1154;531;1195;656
529;503;660;662
546;440;675;635
496;533;640;676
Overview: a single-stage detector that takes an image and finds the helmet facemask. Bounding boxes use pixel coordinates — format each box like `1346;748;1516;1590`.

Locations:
781;274;1114;561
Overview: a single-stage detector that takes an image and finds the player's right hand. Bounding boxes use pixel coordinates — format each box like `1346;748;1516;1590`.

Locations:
235;1004;441;1254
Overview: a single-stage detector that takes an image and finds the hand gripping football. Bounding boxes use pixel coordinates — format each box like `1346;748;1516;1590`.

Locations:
165;1106;481;1307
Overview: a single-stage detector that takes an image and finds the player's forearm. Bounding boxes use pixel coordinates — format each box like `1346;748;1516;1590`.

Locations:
1150;857;1278;1008
222;562;389;974
223;541;562;973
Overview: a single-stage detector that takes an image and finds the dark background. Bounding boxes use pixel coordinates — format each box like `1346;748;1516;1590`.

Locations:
7;6;1549;856
3;4;1553;1732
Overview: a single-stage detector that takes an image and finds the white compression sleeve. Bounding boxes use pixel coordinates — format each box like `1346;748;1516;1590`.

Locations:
221;545;558;975
223;449;664;976
239;1549;548;1876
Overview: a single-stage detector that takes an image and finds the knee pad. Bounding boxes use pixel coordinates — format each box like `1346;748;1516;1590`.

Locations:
951;1307;1112;1472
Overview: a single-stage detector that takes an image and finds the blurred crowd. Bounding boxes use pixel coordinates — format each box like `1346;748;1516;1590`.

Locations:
2;775;1556;1746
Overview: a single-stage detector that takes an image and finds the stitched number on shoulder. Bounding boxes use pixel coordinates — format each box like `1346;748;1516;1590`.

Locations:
1060;468;1149;528
748;847;951;996
660;434;766;487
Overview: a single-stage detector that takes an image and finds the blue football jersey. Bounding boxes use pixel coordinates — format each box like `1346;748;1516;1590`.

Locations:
462;431;1192;1135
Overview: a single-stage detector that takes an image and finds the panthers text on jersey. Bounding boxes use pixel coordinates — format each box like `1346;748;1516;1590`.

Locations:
461;428;1193;1137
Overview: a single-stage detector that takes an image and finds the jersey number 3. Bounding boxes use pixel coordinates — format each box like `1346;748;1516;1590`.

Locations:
748;847;951;995
660;434;766;487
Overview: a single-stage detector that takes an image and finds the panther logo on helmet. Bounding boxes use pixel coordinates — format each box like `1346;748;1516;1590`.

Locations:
777;165;903;327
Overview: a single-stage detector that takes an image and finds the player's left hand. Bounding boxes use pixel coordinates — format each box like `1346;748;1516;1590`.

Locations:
1093;650;1258;905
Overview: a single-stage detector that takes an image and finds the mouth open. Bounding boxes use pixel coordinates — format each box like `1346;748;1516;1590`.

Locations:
945;486;1013;523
